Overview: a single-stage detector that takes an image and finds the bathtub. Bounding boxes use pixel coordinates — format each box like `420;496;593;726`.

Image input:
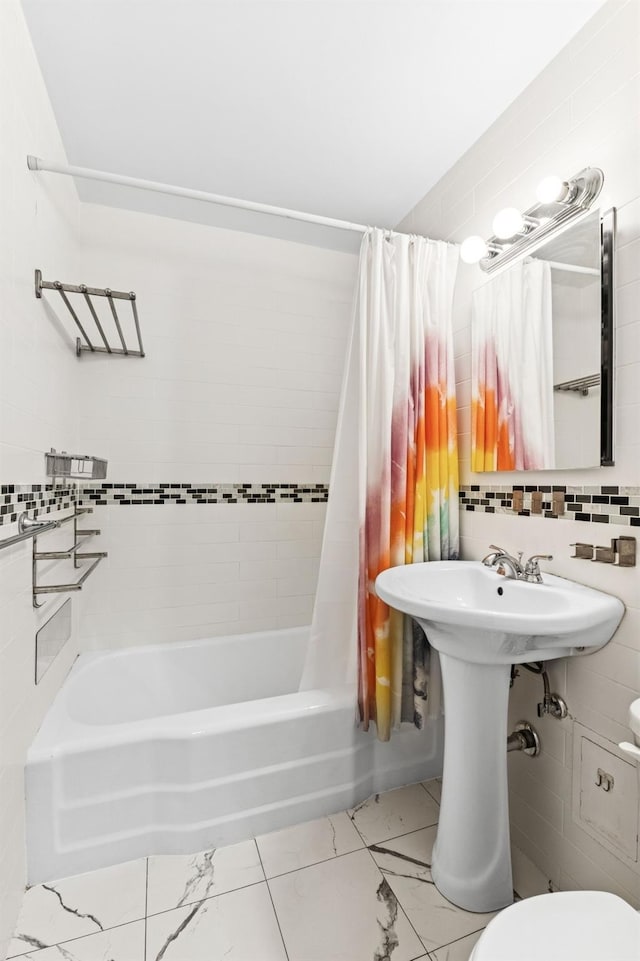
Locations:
26;626;443;883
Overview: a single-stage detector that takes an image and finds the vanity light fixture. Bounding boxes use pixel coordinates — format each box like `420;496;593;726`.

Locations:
460;166;604;272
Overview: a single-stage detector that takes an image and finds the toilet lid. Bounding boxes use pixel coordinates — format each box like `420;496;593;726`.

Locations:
471;891;640;961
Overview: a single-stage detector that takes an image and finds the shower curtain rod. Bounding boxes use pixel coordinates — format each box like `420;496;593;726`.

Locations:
26;155;370;234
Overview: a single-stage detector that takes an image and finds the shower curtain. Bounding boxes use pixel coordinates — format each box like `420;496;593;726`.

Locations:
471;259;554;470
301;229;460;743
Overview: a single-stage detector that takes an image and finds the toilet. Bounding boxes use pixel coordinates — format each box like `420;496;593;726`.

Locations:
470;890;640;961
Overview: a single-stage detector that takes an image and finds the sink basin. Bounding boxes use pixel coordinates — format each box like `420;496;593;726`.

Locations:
375;560;624;914
375;561;625;664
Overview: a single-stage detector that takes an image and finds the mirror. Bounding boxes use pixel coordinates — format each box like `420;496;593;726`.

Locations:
471;208;615;471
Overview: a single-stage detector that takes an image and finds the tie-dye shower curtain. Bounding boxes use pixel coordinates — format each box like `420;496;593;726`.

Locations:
471;259;554;470
358;230;459;741
301;229;460;743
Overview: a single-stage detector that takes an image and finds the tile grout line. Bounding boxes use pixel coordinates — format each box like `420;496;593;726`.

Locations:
8;918;145;959
144;857;149;961
144;879;266;922
255;840;291;961
419;780;442;807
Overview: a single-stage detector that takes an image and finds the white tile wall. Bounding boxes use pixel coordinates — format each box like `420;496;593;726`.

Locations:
68;201;355;650
75;206;355;484
400;0;640;904
0;3;84;954
78;503;327;649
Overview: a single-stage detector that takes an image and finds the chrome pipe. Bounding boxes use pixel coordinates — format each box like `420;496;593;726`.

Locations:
507;722;540;757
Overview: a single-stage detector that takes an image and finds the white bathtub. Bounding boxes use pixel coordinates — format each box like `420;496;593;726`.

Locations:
26;626;443;883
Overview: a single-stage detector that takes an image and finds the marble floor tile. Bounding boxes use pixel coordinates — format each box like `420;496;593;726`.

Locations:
268;848;424;961
8;860;147;958
145;882;287;961
423;777;442;805
146;839;264;916
348;783;439;846
256;810;364;878
368;826;497;954
430;930;484;961
16;921;145;961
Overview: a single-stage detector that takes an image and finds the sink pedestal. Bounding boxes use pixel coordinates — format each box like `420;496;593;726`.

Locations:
431;653;514;913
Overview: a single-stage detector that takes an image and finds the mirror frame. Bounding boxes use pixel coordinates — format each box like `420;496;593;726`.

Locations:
600;207;615;467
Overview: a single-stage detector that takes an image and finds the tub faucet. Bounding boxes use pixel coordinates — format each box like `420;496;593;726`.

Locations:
482;544;524;579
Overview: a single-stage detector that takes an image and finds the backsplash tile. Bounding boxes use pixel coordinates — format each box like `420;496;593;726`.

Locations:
460;485;639;527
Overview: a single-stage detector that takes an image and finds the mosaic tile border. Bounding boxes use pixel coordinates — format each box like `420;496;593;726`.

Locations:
2;481;635;528
461;484;640;527
0;484;77;527
0;483;329;525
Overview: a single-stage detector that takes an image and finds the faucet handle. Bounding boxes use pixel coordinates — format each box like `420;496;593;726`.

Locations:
525;554;553;569
482;545;504;566
523;554;553;582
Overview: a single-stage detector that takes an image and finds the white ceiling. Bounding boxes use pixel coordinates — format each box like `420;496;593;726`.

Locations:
22;0;605;250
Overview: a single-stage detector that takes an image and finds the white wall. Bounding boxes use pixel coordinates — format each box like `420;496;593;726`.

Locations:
71;206;356;649
399;0;640;905
0;2;84;956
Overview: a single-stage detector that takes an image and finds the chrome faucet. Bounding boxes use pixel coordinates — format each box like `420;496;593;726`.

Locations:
482;545;524;579
482;545;553;582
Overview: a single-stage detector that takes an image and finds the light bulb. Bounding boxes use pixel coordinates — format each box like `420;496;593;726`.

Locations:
536;175;568;204
492;207;525;239
460;235;488;264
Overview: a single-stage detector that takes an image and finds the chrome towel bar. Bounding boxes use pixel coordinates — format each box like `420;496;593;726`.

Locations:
0;513;60;550
33;553;107;595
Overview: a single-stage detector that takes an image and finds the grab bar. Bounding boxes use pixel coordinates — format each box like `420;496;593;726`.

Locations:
33;552;107;595
0;512;60;550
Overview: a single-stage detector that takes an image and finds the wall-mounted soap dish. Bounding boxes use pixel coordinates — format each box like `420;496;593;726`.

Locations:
45;448;107;481
571;536;636;567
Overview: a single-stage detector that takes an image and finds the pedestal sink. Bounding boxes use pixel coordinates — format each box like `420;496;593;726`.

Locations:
375;561;624;913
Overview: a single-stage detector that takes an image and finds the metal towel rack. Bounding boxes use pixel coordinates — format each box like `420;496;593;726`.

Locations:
0;508;107;604
32;507;107;607
553;373;600;395
35;269;144;358
31;507;107;608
